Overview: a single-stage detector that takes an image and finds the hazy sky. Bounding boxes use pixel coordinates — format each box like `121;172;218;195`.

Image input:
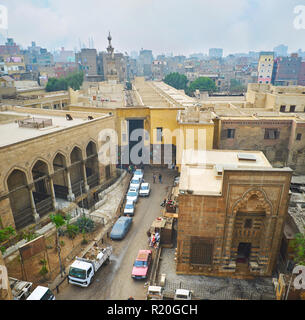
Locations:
2;0;305;56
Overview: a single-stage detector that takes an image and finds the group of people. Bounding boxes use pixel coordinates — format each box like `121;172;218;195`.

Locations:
148;232;160;248
153;173;162;184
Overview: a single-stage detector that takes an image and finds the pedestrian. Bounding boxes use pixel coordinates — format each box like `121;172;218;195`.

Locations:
153;173;156;184
159;173;162;184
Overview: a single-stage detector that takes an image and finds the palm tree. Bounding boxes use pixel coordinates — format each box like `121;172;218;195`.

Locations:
50;214;66;277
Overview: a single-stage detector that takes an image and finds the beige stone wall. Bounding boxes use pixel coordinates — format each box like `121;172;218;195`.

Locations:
288;122;305;173
246;83;305;111
0;114;116;228
177;169;292;278
219;119;292;167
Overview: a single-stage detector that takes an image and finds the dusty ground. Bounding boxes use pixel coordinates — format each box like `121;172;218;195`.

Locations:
5;223;104;286
55;167;177;300
157;226;276;300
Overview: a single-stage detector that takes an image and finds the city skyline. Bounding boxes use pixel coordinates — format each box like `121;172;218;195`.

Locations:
2;0;305;56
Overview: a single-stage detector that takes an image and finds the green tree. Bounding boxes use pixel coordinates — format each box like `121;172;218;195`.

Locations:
291;232;305;265
186;77;217;96
164;72;188;90
50;214;66;277
46;72;84;92
0;226;16;254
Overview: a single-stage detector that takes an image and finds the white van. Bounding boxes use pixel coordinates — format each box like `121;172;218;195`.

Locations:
27;286;55;300
147;286;164;300
174;289;192;300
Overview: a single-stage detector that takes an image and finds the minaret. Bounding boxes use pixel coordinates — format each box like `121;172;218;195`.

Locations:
107;32;114;58
105;32;118;82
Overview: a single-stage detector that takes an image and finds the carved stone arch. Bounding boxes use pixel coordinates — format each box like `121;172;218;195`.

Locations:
69;144;85;163
30;157;51;180
86;139;98;157
232;188;273;216
51;150;68;166
4;166;30;193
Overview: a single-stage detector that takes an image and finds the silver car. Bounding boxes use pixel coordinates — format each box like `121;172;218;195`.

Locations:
126;187;139;203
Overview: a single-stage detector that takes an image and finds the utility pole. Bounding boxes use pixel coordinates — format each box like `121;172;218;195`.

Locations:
80;180;85;217
285;273;294;300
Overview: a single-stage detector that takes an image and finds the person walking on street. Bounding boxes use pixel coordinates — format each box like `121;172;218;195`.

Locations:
159;173;162;184
153;173;156;184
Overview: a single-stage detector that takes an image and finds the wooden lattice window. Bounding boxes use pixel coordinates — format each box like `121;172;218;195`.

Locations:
190;237;214;266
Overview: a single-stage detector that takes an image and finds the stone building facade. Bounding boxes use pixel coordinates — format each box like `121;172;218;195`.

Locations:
0;107;117;230
177;150;292;278
215;116;305;174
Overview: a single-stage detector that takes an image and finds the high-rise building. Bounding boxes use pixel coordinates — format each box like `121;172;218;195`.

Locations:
209;48;223;59
138;49;153;78
0;38;20;55
54;47;75;63
130;51;138;60
273;53;302;86
257;52;274;84
273;44;288;57
76;48;101;81
23;42;54;68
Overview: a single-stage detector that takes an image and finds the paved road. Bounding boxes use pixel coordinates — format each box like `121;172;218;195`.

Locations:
56;167;176;300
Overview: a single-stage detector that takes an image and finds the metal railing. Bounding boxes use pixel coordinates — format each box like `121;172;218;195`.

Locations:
160;279;275;300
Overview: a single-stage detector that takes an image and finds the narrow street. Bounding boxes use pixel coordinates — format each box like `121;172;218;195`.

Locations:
56;167;176;300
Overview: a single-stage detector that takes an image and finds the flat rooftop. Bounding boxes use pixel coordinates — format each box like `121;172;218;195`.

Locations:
152;81;198;107
0;109;109;148
179;150;274;196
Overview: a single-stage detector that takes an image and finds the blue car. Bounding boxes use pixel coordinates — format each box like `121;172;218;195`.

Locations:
110;216;133;240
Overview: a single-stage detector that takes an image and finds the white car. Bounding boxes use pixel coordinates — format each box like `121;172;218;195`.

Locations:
133;169;144;182
174;289;192;300
27;286;55;300
124;200;135;216
126;187;139;203
130;177;141;190
139;183;151;197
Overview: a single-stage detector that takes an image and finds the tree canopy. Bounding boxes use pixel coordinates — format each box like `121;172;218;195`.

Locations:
46;72;84;92
164;73;217;97
164;72;188;90
291;232;305;265
185;77;217;96
230;79;247;93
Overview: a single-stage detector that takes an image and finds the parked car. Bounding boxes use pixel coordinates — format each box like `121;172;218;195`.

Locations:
133;169;144;181
130;177;141;190
126;187;139;203
132;250;152;280
146;286;164;300
139;183;151;197
27;286;55;300
124;200;135;216
174;289;192;300
110;216;133;240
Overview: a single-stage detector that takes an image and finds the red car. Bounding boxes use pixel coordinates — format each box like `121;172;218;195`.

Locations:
132;250;152;280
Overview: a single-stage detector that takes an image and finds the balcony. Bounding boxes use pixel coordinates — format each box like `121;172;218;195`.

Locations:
87;174;99;188
71;180;85;198
33;193;53;217
13;207;34;230
54;184;69;200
